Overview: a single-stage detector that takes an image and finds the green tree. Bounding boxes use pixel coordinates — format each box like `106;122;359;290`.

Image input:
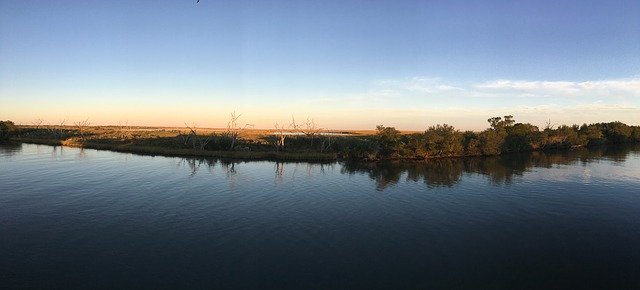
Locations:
503;123;540;152
462;131;482;156
480;115;515;155
424;124;464;156
488;115;515;131
375;125;403;158
479;129;504;155
0;120;18;140
579;124;604;146
631;126;640;142
557;125;584;147
402;133;428;158
603;122;632;143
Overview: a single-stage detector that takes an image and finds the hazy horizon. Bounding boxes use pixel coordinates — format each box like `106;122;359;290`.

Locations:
1;0;639;131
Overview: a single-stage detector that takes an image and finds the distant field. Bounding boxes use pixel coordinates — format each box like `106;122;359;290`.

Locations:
17;125;392;139
11;125;384;161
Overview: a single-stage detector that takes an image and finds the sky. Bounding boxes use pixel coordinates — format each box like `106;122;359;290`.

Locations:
0;0;639;130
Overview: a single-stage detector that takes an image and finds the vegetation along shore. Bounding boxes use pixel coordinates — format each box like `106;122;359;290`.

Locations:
1;115;639;162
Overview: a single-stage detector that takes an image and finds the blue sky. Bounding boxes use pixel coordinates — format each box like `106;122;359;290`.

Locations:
1;0;638;130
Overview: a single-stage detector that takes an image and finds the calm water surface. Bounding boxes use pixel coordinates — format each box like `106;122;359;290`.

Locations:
1;143;640;289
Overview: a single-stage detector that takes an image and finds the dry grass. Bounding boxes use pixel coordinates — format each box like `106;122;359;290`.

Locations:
28;125;379;140
14;136;338;161
14;125;351;161
12;125;429;161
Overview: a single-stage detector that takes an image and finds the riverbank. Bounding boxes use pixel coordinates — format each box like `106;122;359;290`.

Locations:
11;136;633;164
13;137;338;161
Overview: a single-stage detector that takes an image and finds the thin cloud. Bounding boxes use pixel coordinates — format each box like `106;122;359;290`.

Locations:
373;77;465;95
370;76;640;99
275;76;640;130
474;77;640;98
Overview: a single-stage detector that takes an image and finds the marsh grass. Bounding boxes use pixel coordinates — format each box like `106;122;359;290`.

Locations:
13;126;341;161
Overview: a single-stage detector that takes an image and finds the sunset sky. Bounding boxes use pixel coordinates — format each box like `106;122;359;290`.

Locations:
1;0;638;130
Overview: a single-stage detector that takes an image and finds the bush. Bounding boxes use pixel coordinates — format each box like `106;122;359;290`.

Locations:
0;120;18;140
375;125;403;158
462;131;482;156
333;136;377;159
579;124;604;146
424;124;464;157
402;133;428;158
479;129;505;155
602;122;633;143
503;123;539;152
632;127;640;142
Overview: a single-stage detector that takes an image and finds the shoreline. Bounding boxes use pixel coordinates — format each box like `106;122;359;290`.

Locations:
5;120;639;163
12;138;339;162
11;137;625;163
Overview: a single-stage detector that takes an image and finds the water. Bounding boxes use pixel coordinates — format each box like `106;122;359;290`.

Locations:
1;143;640;289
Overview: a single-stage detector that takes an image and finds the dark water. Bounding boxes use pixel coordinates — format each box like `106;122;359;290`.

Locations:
1;143;640;289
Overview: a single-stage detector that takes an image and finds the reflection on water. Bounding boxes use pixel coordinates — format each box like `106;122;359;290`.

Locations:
172;156;339;186
171;145;640;191
0;142;21;157
351;145;638;190
3;143;639;192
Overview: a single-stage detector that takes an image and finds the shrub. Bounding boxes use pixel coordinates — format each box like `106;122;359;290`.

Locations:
462;131;481;156
402;133;428;158
503;123;540;152
424;124;464;157
479;129;505;155
602;122;633;143
333;137;377;160
579;124;604;146
375;125;403;158
0;120;18;140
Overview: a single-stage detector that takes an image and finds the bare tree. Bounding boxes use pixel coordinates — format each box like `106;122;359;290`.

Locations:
225;111;239;150
32;118;44;130
48;119;66;139
274;122;286;152
57;119;67;139
179;123;194;147
184;123;198;149
302;117;323;148
180;112;252;151
225;111;253;150
183;123;213;151
291;116;324;149
226;112;241;150
74;119;90;141
544;119;557;131
290;116;301;132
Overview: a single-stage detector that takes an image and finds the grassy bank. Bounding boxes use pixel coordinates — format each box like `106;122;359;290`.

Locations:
13;137;338;161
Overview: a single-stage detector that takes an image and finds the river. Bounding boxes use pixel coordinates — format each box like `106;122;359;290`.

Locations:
1;143;639;288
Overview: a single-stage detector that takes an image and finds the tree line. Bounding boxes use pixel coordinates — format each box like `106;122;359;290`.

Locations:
369;116;640;160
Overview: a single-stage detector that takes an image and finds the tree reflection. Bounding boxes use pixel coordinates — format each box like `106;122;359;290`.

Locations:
274;162;333;184
342;145;639;190
0;142;22;157
175;145;639;191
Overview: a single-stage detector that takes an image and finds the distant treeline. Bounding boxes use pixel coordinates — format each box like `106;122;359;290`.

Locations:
3;116;640;161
